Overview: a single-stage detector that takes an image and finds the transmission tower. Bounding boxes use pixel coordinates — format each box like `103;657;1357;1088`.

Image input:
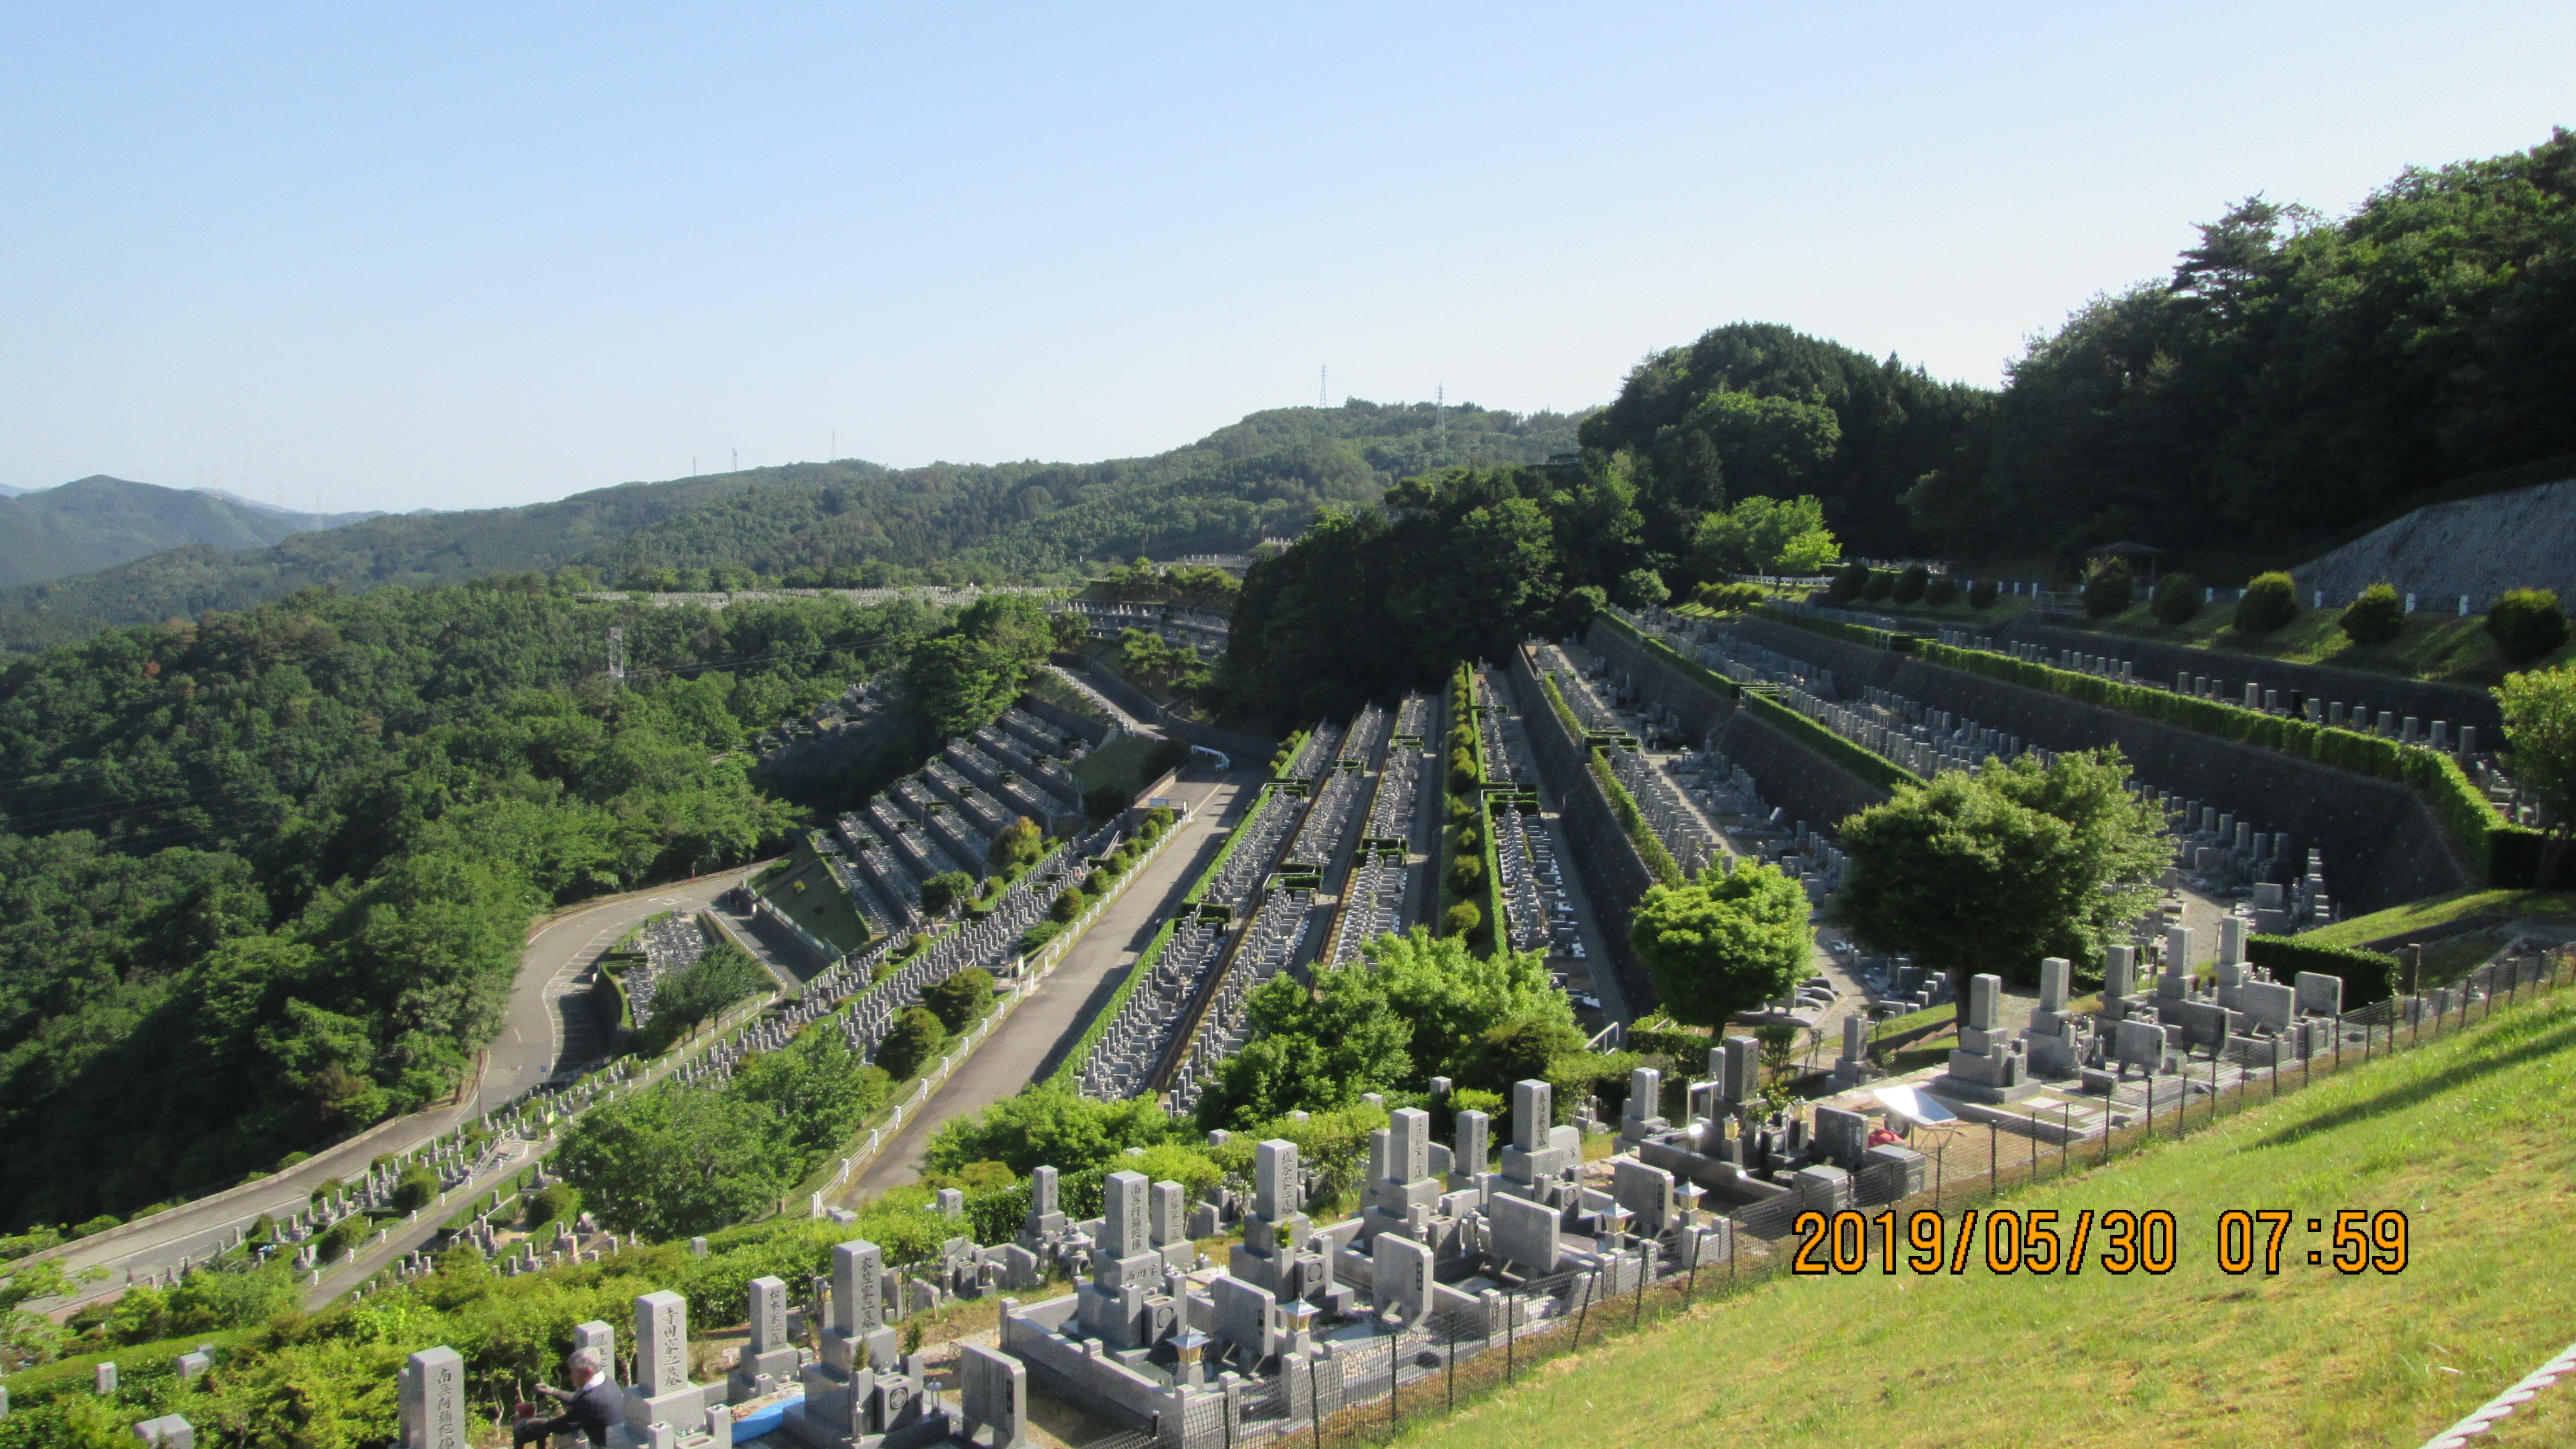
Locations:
606;626;627;682
1319;366;1327;408
1436;383;1446;440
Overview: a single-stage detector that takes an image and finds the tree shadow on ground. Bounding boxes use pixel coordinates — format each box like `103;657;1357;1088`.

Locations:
2253;1007;2576;1150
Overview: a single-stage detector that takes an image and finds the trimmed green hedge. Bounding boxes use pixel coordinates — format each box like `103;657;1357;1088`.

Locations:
1183;785;1277;906
1597;609;1920;794
1590;747;1685;887
1047;918;1178;1091
592;967;632;1033
1269;728;1313;782
1905;637;2507;879
2244;935;2400;1007
1598;611;1743;702
1537;670;1584;738
1753;604;1919;652
1738;689;1922;795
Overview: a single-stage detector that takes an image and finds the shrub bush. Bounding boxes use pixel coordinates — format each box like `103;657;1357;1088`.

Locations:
1923;576;1960;607
1443;901;1482;939
1446;855;1485;895
1050;890;1083;922
876;1005;949;1080
2487;588;2569;661
1620;567;1670;608
389;1166;438;1213
2340;583;2405;646
2235;571;2299;633
1892;565;1930;604
1691;580;1765;611
2152;572;2203;627
922;967;995;1034
2081;558;2133;617
918;870;974;916
2243;936;2398;1007
1967;577;2000;610
1860;569;1893;602
525;1182;580;1229
1829;562;1869;602
318;1214;372;1262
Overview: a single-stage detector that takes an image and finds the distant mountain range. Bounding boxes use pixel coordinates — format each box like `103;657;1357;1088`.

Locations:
0;476;381;590
0;401;1584;652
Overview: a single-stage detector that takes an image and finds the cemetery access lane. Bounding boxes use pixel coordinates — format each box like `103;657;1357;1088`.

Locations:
838;764;1262;1198
28;865;767;1316
474;865;776;1115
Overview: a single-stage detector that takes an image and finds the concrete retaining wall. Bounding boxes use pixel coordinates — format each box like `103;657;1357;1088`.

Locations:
1585;619;1892;836
1019;694;1119;748
1730;618;2473;916
1070;660;1280;764
1999;617;2503;742
1508;646;1659;1014
2290;476;2576;608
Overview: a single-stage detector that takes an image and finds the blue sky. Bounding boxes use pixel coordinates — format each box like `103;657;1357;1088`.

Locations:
3;3;2569;512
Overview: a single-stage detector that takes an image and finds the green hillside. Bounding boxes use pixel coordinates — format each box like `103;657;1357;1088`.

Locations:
0;402;1580;652
1398;987;2576;1449
0;476;376;589
0;580;957;1226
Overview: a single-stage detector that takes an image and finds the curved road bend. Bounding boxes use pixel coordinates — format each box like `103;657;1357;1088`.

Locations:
31;864;774;1313
837;764;1260;1199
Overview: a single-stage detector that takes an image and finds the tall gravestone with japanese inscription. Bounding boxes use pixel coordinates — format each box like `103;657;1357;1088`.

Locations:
397;1346;466;1449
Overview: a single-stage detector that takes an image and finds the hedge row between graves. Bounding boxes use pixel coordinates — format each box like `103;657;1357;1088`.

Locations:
1750;605;2515;882
1467;666;1509;947
1597;610;1921;794
1268;728;1312;782
1045;917;1179;1092
2243;934;2401;1007
1537;669;1584;740
592;962;633;1034
1753;605;1920;653
1182;784;1278;907
1589;745;1685;888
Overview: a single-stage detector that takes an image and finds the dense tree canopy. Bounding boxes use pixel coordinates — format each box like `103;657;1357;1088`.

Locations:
1963;130;2576;564
1221;467;1625;722
0;581;945;1229
1190;929;1584;1129
1835;751;2167;1012
1628;859;1814;1025
1579;321;1993;562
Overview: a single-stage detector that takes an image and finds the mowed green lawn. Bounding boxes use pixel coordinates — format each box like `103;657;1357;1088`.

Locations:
1399;991;2576;1448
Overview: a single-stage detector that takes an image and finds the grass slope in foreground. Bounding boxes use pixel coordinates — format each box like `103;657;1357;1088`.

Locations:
1399;992;2576;1448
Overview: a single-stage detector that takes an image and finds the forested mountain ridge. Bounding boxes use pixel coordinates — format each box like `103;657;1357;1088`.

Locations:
1578;130;2576;576
0;580;954;1227
1576;324;1994;561
0;475;380;588
1934;127;2576;564
0;402;1581;652
0;470;809;653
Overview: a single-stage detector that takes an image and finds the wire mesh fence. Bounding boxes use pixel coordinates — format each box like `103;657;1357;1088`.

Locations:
1090;942;2574;1449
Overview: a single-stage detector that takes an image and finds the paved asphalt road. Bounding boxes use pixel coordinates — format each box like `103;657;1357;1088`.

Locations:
839;764;1258;1198
31;865;766;1314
